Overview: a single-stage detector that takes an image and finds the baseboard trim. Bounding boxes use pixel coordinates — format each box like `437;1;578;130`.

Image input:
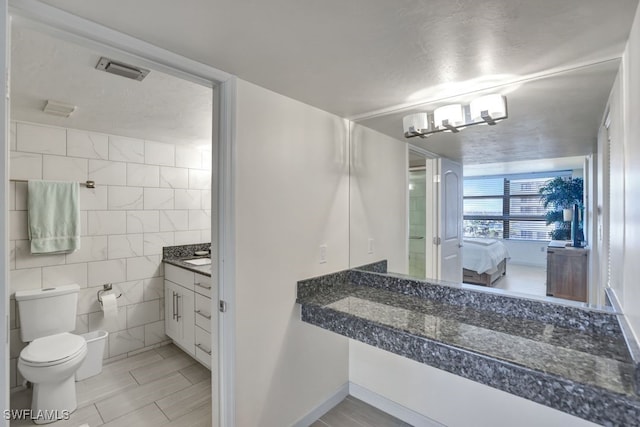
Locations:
291;382;349;427
349;382;445;427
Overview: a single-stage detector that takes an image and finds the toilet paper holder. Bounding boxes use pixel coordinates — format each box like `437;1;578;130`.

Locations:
97;284;122;306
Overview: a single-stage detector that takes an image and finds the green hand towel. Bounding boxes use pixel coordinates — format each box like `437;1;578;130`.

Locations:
28;180;81;254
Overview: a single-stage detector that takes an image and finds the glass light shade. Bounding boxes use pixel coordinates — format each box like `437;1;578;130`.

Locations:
433;104;464;129
403;112;429;134
470;94;506;122
563;208;573;222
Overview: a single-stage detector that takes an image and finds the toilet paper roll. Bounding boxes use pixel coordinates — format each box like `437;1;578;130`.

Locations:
101;292;118;319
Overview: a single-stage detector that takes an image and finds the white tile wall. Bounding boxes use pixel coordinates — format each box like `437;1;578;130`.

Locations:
189;210;211;231
127;210;160;233
9;121;212;372
17;123;66;155
143;232;174;256
175;146;202;169
80;186;109;211
159;210;189;232
175;189;202;210
128;163;160;187
189;169;211;189
145;141;175;166
89;160;127;186
67;129;109;160
175;230;203;246
144;188;174;210
10;121;16;151
109;136;144;163
10;152;42;180
88;211;127;236
9;211;28;241
43;155;88;181
42;263;88;288
109;187;145;210
143;277;164;301
108;234;144;259
159;167;189;189
87;259;127;286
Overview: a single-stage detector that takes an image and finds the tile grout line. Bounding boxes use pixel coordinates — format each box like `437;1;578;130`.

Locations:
153;401;172;423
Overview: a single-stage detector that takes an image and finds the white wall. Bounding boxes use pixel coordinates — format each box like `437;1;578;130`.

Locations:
349;123;408;273
349;340;597;427
502;240;547;268
234;79;350;426
8;121;211;389
620;3;640;339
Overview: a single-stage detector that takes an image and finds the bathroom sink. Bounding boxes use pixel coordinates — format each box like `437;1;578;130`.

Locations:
184;258;211;266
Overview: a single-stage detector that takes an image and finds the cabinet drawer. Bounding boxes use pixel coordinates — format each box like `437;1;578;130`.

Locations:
194;273;212;297
165;264;195;290
195;293;212;333
195;325;212;369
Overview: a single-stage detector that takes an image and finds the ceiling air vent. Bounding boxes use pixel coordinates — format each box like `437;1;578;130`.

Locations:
95;57;150;81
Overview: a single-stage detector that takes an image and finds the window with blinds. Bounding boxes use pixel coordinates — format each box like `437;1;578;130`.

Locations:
463;171;572;241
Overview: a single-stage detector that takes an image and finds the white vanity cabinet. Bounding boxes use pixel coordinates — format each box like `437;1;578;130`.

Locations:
193;272;214;369
165;279;195;355
164;264;215;369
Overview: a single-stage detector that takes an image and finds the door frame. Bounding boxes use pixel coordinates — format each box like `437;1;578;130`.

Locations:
2;1;237;425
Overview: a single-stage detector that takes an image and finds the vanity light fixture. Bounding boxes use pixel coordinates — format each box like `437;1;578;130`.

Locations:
433;104;464;132
403;94;508;139
402;112;430;137
470;93;507;125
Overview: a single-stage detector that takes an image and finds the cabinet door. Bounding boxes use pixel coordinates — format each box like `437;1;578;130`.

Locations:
547;249;587;302
164;281;181;341
165;280;196;356
175;284;195;356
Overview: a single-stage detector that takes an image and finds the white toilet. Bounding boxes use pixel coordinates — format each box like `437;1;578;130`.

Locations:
15;284;88;424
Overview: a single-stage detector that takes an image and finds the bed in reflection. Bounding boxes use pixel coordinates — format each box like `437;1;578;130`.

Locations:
462;238;510;287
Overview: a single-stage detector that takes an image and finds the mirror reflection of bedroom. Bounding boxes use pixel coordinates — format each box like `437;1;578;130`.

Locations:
461;158;585;300
364;60;617;307
407;153;589;304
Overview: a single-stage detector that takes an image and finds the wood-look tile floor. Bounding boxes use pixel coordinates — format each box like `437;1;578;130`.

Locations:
9;344;212;427
313;396;411;427
10;344;407;427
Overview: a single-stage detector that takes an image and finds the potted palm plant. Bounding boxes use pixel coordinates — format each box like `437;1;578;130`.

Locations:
538;177;584;240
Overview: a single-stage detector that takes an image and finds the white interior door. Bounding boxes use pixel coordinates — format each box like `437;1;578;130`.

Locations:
438;158;463;282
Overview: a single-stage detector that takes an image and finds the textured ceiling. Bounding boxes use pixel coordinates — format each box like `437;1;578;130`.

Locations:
10;25;212;147
36;0;638;118
13;0;640;161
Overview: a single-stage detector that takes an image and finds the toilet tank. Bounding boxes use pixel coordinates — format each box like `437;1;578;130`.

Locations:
15;284;80;342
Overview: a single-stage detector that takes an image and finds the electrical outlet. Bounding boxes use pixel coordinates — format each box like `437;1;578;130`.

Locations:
319;244;327;264
367;238;374;254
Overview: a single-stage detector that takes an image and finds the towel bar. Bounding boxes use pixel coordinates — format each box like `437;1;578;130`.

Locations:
10;179;96;188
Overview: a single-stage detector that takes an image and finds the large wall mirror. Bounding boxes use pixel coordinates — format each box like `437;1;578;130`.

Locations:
349;59;620;310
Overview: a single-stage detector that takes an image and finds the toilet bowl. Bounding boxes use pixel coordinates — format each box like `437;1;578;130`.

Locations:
18;332;88;424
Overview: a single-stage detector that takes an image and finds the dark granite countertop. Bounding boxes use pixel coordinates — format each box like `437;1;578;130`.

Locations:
297;264;640;426
162;243;212;277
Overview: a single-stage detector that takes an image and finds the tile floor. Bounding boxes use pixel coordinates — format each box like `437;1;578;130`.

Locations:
493;263;547;297
10;344;211;427
10;344;407;427
313;396;410;427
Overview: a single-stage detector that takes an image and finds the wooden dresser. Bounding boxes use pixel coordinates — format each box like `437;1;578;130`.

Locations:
546;246;588;302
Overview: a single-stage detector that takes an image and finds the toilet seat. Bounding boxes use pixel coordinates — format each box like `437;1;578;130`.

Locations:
20;332;87;367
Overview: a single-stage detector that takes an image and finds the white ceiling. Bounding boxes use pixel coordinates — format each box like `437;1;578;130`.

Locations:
10;25;212;147
13;0;640;162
